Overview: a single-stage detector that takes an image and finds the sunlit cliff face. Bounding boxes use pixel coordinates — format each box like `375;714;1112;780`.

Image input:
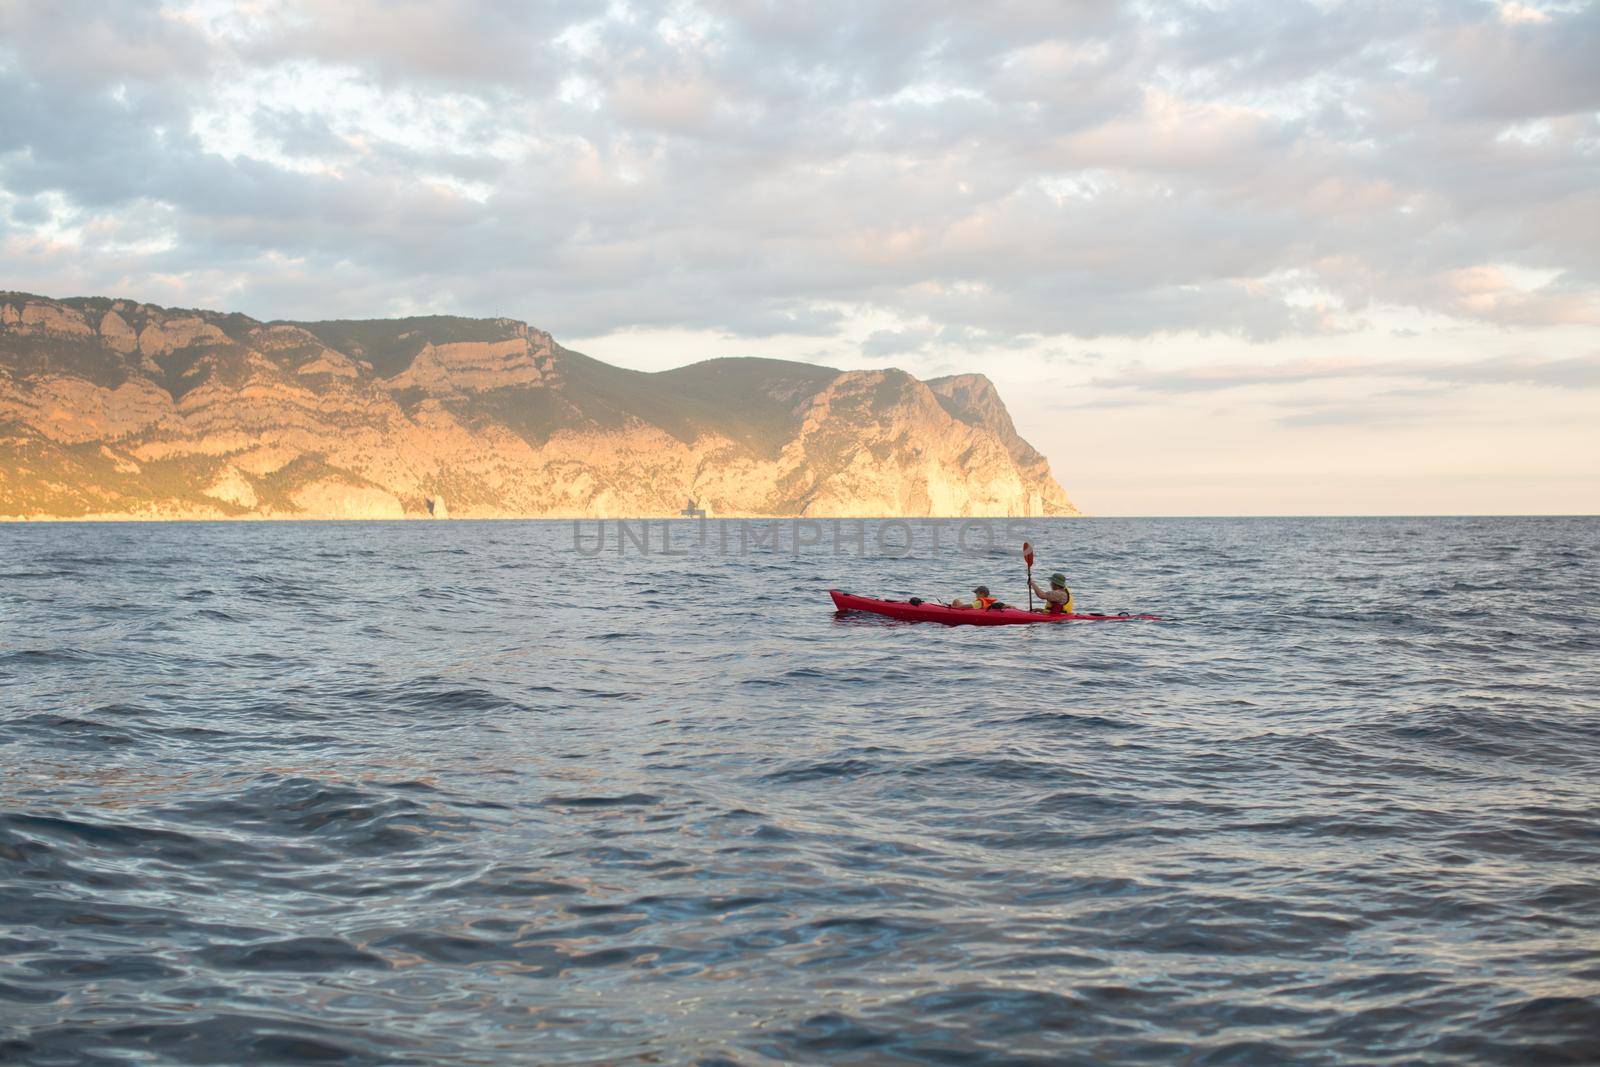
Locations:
0;294;1075;520
1;2;1595;514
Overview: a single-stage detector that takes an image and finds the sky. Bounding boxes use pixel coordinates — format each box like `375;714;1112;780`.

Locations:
1;0;1596;515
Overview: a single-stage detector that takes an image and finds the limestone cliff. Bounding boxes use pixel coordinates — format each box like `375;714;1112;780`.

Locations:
0;292;1079;520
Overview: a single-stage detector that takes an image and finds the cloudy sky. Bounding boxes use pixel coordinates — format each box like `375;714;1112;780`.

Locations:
2;0;1597;514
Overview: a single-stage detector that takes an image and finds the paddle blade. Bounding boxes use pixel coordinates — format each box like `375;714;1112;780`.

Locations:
1022;542;1034;567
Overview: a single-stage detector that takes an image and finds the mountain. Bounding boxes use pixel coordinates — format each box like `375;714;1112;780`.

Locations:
0;292;1079;520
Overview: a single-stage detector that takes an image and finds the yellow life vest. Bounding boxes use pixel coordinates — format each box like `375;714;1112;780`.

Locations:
1045;591;1074;614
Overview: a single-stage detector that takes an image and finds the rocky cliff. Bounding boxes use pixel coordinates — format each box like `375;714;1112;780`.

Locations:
0;292;1079;520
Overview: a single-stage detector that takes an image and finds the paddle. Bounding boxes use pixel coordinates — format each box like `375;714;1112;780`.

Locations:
1022;541;1034;612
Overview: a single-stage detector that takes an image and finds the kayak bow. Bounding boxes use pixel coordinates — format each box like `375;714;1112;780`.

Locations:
830;590;1160;626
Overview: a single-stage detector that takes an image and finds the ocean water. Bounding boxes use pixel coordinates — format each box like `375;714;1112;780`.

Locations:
1;516;1597;1065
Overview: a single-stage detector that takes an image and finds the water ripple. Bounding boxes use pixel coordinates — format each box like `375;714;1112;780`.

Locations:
1;517;1597;1063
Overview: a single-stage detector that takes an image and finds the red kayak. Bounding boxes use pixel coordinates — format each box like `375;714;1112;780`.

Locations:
830;590;1161;626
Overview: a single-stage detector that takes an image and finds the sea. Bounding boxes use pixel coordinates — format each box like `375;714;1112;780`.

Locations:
1;516;1597;1065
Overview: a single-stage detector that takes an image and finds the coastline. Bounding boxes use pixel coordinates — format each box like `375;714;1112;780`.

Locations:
0;510;1083;523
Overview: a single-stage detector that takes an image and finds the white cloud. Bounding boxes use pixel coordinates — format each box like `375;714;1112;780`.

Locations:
1498;2;1550;25
2;0;1596;339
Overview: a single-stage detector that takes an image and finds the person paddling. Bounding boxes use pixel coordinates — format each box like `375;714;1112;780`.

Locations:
952;585;1004;610
1029;572;1076;615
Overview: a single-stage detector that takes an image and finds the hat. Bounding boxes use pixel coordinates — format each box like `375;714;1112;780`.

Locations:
1049;573;1067;588
973;585;990;596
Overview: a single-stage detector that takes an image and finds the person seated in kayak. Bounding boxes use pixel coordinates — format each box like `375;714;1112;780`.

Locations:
952;585;1005;610
1029;572;1076;614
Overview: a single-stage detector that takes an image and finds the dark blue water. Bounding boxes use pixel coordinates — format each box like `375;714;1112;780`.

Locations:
2;517;1598;1065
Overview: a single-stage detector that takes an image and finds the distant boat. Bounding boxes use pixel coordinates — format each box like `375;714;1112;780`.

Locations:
681;498;707;519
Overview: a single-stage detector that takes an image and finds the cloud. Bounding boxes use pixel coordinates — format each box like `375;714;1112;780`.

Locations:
1092;352;1600;394
861;327;932;357
0;0;1597;346
241;0;588;88
1419;352;1600;389
860;322;1037;358
1275;405;1426;429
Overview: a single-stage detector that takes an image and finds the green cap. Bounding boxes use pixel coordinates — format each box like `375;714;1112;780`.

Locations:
1049;573;1067;588
973;585;990;596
